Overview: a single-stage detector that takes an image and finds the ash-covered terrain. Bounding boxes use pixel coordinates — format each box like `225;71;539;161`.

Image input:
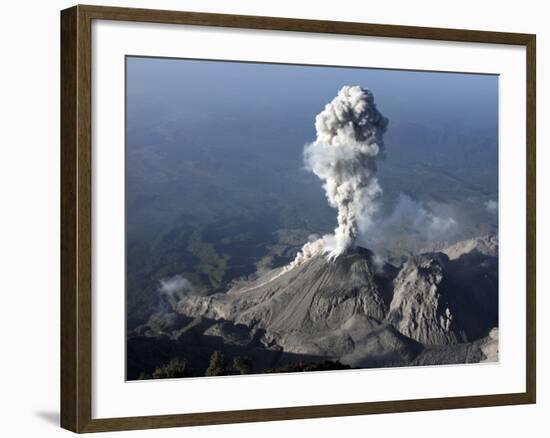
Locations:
127;234;498;379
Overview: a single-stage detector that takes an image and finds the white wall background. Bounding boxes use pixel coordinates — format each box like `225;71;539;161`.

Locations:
0;0;546;436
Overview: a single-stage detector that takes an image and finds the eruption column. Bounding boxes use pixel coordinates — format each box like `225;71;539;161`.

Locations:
304;85;388;260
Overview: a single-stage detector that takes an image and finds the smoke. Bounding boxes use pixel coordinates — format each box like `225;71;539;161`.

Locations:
284;234;333;271
381;194;457;241
371;253;387;274
303;85;388;260
361;193;458;253
158;274;194;310
389;194;456;240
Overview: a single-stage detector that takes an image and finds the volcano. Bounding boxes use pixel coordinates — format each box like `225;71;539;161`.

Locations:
127;235;498;378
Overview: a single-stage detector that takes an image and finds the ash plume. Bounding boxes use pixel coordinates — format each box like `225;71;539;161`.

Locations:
284;234;327;271
303;85;388;260
158;274;194;310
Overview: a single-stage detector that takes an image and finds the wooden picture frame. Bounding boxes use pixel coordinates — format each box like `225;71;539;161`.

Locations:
61;4;536;433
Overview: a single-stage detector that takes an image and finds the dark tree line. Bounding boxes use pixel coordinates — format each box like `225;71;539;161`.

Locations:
139;353;349;380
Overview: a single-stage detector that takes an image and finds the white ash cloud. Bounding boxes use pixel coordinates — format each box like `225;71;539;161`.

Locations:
428;216;457;238
284;234;333;271
303;85;388;260
361;193;458;252
371;253;387;274
158;274;193;309
159;275;193;296
392;194;456;240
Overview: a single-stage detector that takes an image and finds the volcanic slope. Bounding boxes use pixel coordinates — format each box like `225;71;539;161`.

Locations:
128;235;498;377
177;237;497;365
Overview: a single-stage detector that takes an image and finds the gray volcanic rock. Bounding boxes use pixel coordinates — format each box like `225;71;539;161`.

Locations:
336;317;422;368
442;234;498;260
387;253;463;345
480;327;499;362
387;239;498;345
411;327;499;366
202;321;257;347
235;247;390;333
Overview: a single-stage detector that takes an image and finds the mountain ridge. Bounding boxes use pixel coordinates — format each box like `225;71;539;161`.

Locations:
127;234;498;378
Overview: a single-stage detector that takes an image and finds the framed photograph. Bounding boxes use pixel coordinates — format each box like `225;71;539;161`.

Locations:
60;4;536;433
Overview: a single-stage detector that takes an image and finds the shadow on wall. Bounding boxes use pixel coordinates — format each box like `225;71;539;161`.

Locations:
34;411;59;427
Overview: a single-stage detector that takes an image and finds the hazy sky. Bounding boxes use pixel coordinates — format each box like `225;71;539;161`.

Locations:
127;56;498;138
125;56;499;247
